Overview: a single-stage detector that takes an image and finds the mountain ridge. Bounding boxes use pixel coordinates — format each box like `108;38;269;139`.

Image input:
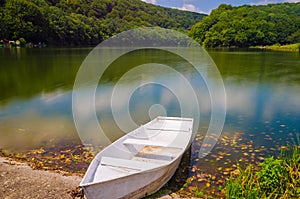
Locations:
0;0;206;46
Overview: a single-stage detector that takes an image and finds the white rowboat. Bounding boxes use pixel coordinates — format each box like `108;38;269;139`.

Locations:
80;116;193;199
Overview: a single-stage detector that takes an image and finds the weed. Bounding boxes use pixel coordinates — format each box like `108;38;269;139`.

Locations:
226;143;300;199
193;187;204;197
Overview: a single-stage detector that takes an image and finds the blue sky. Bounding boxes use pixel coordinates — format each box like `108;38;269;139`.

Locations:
142;0;300;14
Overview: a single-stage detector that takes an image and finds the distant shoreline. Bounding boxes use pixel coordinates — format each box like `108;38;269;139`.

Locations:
250;43;300;52
1;42;299;53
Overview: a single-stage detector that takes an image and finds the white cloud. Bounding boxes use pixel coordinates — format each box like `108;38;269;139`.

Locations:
251;0;279;5
251;0;300;5
173;3;207;14
283;0;300;2
141;0;157;4
181;3;197;12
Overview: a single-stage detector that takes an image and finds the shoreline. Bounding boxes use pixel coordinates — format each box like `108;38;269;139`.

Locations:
0;156;83;199
2;44;299;53
1;130;297;198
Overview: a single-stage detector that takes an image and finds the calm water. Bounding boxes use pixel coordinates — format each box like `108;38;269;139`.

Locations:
0;47;299;166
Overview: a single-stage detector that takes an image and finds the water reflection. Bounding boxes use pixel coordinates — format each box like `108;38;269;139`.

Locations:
74;69;207;147
0;48;90;104
0;48;299;155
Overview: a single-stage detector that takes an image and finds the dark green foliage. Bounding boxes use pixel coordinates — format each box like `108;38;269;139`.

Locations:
0;0;205;46
2;0;47;42
190;3;300;47
288;30;300;43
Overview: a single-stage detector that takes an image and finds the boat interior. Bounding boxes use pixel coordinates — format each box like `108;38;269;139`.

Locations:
81;117;193;184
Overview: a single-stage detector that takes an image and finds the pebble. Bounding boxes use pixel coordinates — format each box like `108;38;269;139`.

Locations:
159;195;172;199
170;193;181;198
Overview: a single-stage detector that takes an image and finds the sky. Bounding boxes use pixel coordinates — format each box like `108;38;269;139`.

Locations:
141;0;300;14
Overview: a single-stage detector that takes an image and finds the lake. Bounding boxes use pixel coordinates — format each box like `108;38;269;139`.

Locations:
0;47;299;194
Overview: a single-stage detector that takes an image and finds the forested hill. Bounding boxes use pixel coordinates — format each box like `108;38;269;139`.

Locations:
0;0;205;46
190;3;300;47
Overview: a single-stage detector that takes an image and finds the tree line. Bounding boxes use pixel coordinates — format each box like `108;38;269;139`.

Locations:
189;3;300;47
0;0;205;46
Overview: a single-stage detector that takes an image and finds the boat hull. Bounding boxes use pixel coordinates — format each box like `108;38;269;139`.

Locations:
83;156;182;199
80;116;194;199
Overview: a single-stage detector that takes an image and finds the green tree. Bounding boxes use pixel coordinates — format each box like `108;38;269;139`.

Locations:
0;0;206;45
3;0;47;42
190;2;300;47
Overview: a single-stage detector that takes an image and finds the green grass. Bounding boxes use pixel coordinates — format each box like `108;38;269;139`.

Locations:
251;43;300;52
226;144;300;199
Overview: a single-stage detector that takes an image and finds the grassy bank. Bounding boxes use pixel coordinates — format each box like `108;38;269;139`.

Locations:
226;143;300;198
251;43;300;52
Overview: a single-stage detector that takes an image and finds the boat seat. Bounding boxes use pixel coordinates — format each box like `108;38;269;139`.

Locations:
146;127;190;132
100;156;159;171
131;156;169;165
123;138;183;149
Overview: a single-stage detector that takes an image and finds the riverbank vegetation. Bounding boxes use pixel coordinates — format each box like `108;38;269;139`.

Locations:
226;143;300;198
0;0;205;46
251;43;300;52
190;3;300;48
